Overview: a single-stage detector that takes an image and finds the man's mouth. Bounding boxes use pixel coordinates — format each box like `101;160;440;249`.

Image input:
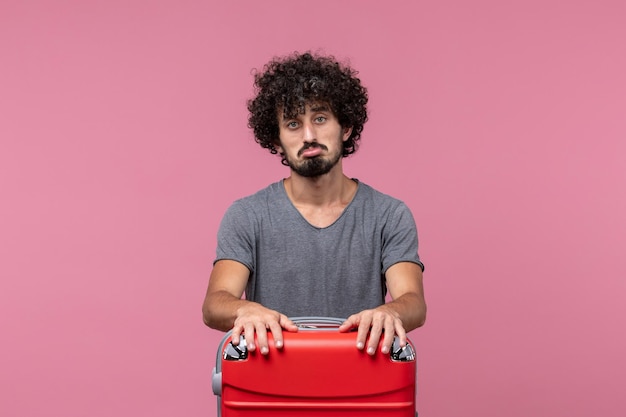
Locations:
298;143;326;158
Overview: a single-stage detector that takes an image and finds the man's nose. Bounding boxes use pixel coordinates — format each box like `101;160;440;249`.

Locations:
303;122;316;141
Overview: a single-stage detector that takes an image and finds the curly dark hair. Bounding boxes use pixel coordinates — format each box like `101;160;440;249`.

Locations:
247;52;369;163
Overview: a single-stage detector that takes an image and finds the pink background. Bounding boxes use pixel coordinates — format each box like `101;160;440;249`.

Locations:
1;1;625;416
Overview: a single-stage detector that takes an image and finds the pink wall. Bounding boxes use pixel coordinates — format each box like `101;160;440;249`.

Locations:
1;1;625;416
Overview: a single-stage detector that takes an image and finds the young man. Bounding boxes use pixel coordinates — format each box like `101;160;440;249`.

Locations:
202;52;426;357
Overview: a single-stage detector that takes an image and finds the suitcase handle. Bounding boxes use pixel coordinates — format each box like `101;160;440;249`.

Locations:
290;316;346;330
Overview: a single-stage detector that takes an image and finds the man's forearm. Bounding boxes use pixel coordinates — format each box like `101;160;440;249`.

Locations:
382;292;427;332
202;290;250;331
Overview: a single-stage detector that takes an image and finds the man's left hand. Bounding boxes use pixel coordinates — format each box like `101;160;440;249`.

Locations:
338;306;406;355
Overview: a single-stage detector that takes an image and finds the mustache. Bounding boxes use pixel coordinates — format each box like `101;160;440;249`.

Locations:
298;142;328;157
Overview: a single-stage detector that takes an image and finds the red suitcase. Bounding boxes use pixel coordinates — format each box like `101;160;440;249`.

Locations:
212;317;418;417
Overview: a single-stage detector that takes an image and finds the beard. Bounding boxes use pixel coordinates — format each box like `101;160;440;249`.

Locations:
284;143;342;178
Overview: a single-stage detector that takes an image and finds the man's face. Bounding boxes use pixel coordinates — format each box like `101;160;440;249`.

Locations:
276;103;352;178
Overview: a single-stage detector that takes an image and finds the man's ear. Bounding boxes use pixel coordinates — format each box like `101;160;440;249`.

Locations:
342;126;353;141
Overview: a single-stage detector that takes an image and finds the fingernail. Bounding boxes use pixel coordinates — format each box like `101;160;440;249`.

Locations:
357;342;364;350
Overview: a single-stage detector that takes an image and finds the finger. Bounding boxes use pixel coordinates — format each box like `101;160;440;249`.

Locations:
394;319;407;347
231;325;242;346
279;315;299;332
255;323;270;355
366;317;383;356
338;315;358;333
380;316;397;354
268;320;285;349
243;323;256;351
356;315;372;352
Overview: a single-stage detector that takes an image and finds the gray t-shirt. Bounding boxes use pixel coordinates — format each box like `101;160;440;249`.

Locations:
215;180;423;318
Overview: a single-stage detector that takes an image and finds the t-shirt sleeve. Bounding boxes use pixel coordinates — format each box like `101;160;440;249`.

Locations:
381;203;424;273
214;200;255;272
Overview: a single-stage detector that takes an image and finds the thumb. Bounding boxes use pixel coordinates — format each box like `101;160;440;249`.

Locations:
280;315;299;332
338;316;358;332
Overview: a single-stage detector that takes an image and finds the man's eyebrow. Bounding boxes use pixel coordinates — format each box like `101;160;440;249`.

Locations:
310;104;330;112
279;107;296;120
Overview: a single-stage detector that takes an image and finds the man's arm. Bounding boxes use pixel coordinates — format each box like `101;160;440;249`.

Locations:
338;261;426;355
202;259;297;354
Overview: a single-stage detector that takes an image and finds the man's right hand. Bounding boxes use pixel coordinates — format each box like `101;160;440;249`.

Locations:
202;260;298;354
231;303;298;355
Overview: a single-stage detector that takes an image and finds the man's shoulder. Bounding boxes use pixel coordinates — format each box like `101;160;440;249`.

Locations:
221;181;286;227
355;180;406;207
231;181;284;206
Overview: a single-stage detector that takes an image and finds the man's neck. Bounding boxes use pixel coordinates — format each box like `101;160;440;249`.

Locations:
283;166;358;228
283;163;357;208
